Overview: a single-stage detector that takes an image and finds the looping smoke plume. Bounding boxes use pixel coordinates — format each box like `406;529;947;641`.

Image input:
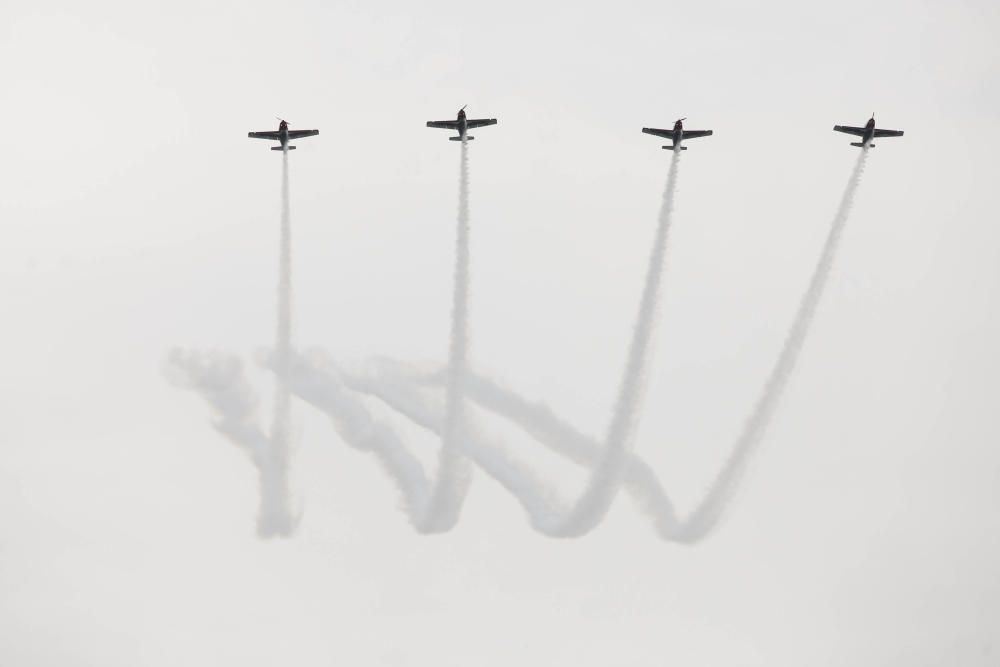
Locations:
173;147;870;542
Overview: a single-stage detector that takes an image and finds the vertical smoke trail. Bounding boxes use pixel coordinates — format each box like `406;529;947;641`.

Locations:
551;149;683;536
674;149;870;542
417;137;474;532
259;148;295;537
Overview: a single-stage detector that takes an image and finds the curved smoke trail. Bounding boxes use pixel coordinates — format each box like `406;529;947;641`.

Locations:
174;145;870;542
321;149;869;542
543;149;682;536
281;141;476;533
355;361;680;534
671;148;870;541
285;354;564;529
285;151;685;537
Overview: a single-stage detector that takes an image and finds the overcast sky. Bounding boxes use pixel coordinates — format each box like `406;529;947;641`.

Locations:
1;0;999;665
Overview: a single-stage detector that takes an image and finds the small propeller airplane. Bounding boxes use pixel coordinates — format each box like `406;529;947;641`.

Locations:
248;118;319;151
426;106;498;141
641;118;713;151
833;114;903;148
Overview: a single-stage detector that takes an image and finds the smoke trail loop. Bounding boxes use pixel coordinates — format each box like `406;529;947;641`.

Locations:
175;144;872;543
546;149;682;536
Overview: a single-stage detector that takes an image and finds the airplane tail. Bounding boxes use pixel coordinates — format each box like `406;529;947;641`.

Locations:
450;136;474;141
271;145;297;151
661;145;687;150
850;142;866;148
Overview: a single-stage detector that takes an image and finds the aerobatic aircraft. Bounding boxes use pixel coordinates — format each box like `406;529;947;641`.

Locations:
248;119;319;151
833;115;904;148
426;106;498;141
641;118;713;151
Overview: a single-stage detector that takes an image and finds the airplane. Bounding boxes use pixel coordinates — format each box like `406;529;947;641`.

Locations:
248;118;319;151
641;118;713;151
833;114;903;148
426;106;497;141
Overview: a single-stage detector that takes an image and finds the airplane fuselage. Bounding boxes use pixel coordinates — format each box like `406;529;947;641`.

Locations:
668;120;684;151
860;117;876;147
277;121;290;150
455;109;468;139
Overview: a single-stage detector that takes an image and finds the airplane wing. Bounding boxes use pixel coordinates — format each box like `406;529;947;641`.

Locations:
641;128;673;139
873;128;904;138
465;118;497;129
287;129;319;139
833;125;866;136
681;130;713;139
248;131;281;139
427;120;460;129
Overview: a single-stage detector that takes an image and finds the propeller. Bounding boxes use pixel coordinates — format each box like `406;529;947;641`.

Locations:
460;104;468;113
676;117;686;123
275;116;288;124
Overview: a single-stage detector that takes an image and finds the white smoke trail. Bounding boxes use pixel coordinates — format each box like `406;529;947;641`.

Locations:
276;141;477;533
373;362;681;535
176;142;869;543
361;149;868;542
672;148;870;541
285;355;564;528
417;137;474;531
282;353;432;519
166;349;300;536
166;151;298;538
259;148;295;537
546;149;682;536
278;150;684;538
165;350;271;466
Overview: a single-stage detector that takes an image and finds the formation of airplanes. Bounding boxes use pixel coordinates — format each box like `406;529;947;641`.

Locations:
248;111;903;152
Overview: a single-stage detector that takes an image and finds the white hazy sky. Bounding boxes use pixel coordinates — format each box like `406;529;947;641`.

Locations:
1;0;999;665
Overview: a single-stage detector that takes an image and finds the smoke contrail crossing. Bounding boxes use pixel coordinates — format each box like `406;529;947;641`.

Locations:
175;140;875;543
346;149;869;543
284;140;478;533
544;149;682;536
281;149;686;538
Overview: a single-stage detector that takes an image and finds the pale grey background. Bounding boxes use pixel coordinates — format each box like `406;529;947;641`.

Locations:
1;0;998;664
